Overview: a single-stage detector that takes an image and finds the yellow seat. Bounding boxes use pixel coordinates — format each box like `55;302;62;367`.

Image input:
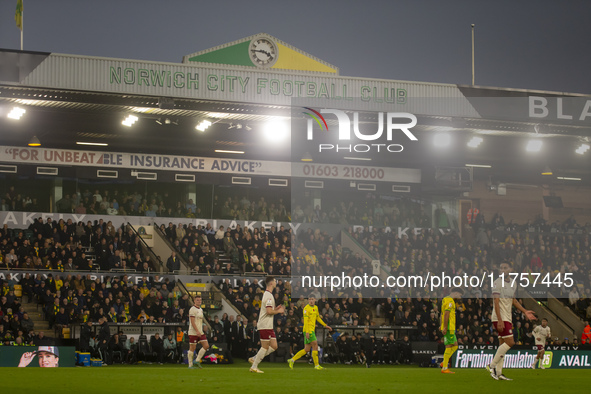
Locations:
14;284;22;297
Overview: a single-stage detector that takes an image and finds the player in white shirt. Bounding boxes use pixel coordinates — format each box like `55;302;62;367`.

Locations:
531;318;551;369
486;261;536;381
249;276;285;373
188;292;209;369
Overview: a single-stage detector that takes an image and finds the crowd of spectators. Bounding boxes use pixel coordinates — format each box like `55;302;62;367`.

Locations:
4;184;293;222
0;272;193;363
161;222;293;275
50;186;292;222
213;195;290;222
0;218;158;272
3;183;437;229
1;182;591;365
1;186;41;212
472;212;591;235
54;189;191;218
292;194;434;228
18;273;187;328
0;284;46;347
3;181;590;239
2;207;588;352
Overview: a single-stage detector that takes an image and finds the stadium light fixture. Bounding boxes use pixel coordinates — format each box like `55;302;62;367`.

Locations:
76;141;108;146
575;143;590;155
301;153;313;162
557;176;581;181
433;132;451;148
465;164;491;168
196;120;212;132
344;157;372;161
28;136;41;147
541;165;553;176
122;115;138;127
215;149;244;154
467;136;483;148
263;119;289;142
7;107;26;120
526;139;542;152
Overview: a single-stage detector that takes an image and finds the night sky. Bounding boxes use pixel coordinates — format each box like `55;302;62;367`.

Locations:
1;0;590;93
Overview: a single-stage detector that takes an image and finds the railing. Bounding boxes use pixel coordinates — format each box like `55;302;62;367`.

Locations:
340;229;386;280
153;224;191;273
210;282;245;320
176;279;213;330
126;223;165;273
520;289;574;341
547;292;586;338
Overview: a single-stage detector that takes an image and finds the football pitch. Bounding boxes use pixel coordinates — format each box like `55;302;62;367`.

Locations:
2;361;587;393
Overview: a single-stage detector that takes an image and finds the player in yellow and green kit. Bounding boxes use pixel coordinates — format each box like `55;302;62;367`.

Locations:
440;287;464;374
288;295;332;370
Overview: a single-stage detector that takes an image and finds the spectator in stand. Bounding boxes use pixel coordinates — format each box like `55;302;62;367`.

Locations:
214;226;225;248
20;313;34;334
54;307;69;337
569;287;580;308
530;252;543;272
167;251;180;272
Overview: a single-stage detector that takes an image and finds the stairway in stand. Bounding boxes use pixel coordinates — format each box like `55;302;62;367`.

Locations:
21;298;53;338
216;250;240;272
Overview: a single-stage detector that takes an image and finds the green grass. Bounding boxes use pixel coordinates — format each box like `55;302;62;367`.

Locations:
0;360;587;393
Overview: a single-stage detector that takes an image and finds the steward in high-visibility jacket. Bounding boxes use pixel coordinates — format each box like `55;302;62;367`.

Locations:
582;324;591;345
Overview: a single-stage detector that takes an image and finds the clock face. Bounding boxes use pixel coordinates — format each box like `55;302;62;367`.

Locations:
249;38;278;67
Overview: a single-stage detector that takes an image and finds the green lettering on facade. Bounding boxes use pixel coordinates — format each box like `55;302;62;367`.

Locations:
318;83;329;98
187;73;199;90
257;78;268;94
397;89;407;104
306;82;317;97
270;79;280;95
226;76;237;92
283;80;293;96
294;81;305;97
124;68;135;84
150;70;167;87
238;77;249;93
173;72;185;88
361;86;371;101
208;75;218;91
138;69;149;86
110;67;121;84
